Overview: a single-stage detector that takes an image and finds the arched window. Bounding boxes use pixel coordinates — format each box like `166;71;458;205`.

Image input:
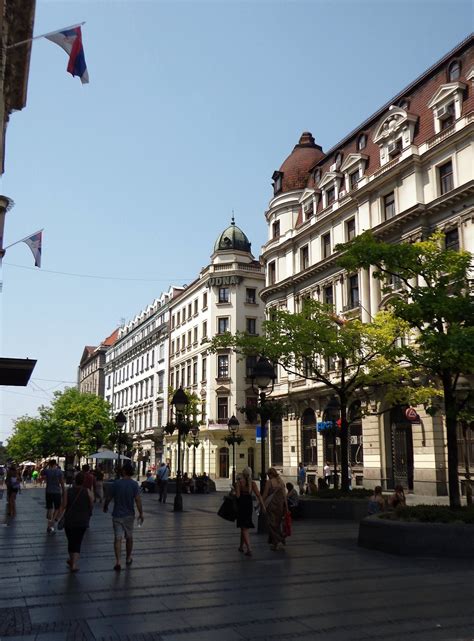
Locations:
301;408;317;465
448;60;461;81
357;133;367;151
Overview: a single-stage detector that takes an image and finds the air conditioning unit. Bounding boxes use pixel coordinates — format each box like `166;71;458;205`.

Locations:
387;141;399;155
436;104;453;120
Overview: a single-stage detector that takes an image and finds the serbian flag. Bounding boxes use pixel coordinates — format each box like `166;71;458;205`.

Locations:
45;26;89;84
23;231;42;268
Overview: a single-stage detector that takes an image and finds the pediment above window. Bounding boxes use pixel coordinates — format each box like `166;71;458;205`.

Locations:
298;188;315;204
427;82;466;109
373;107;418;144
340;153;368;173
215;385;230;395
318;171;342;189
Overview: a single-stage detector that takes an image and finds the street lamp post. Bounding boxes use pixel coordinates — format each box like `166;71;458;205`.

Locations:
187;425;200;477
227;415;240;486
171;387;188;512
115;411;127;478
74;430;81;468
251;356;276;534
135;439;142;480
323;396;341;490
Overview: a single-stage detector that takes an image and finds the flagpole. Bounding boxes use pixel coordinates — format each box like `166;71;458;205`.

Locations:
6;23;86;49
3;229;44;251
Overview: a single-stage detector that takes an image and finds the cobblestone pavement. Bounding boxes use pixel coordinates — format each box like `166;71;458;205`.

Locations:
1;488;473;641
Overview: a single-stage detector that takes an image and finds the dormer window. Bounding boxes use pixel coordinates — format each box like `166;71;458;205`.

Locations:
428;82;466;133
357;134;367;150
349;169;360;190
335;152;343;169
272;171;283;195
326;187;335;205
340;153;368;192
373;107;418;166
272;220;280;238
303;201;313;220
387;138;402;158
448;60;461;82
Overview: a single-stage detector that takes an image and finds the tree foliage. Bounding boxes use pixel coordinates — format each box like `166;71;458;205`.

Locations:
338;231;474;507
211;300;409;491
6;388;115;463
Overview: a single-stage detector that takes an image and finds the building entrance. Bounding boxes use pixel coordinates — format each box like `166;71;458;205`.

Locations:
219;447;229;478
390;406;414;490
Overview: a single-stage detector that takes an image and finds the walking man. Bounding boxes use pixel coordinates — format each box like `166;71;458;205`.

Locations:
323;461;331;488
103;461;144;571
41;459;65;534
297;462;306;495
157;461;170;504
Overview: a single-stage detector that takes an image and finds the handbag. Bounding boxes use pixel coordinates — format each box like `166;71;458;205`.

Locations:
282;511;292;537
217;494;238;522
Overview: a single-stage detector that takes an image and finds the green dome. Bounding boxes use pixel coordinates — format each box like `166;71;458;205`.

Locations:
214;218;251;253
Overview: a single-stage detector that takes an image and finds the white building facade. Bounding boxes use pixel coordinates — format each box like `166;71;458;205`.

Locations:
104;286;184;473
261;36;474;495
165;220;266;479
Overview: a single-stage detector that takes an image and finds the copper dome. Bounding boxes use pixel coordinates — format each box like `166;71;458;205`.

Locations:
273;132;324;194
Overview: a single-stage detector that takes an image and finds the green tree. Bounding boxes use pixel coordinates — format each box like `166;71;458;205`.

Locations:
211;301;410;492
338;231;474;508
6;416;46;462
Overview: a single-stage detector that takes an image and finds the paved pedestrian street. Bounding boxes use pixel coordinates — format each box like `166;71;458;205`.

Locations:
1;488;473;641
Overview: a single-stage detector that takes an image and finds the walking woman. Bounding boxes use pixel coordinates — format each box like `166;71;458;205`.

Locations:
61;471;93;572
235;467;264;556
6;465;21;518
262;467;288;551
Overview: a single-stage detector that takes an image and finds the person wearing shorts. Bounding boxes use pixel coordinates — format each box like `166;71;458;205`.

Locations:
42;460;64;534
103;462;143;572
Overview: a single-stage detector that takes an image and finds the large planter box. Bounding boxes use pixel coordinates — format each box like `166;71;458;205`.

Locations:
300;498;368;520
358;515;474;558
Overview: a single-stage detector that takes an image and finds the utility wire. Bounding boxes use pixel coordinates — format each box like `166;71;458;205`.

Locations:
3;262;191;283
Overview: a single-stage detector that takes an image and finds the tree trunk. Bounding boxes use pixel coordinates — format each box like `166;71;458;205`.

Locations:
443;373;461;509
340;397;350;492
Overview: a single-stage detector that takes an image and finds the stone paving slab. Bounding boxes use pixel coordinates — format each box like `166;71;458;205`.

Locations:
1;488;473;641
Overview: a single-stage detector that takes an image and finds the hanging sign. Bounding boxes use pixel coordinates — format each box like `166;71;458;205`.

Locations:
405;407;420;423
256;425;267;443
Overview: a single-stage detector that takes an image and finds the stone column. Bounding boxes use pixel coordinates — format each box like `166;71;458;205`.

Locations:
360;268;371;322
369;266;381;318
362;411;383;489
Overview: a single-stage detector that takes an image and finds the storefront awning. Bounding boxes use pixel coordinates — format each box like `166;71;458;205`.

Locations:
0;357;36;386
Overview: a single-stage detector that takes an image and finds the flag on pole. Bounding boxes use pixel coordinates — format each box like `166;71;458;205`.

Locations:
45;26;89;84
23;231;42;268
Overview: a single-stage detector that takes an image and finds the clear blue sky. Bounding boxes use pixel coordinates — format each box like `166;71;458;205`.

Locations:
0;0;471;441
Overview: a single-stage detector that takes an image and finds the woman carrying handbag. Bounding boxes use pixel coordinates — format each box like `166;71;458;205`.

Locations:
235;467;264;557
60;471;94;572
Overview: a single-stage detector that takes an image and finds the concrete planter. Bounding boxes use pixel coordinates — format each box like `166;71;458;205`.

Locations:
300;498;368;520
358;515;474;558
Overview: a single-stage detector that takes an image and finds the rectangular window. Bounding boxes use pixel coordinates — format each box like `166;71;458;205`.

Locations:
193;327;198;343
194;299;198;315
348;274;359;309
300;245;309;270
201;402;207;423
187;363;191;387
202;321;208;340
440;104;455;130
304;202;313;220
188;304;192;319
177;311;181;325
326;187;335;205
217;354;229;378
218;317;229;334
217;397;229;421
176;337;180;352
246;355;257;378
158;371;164;393
246;318;257;334
349;169;360;190
384;192;395;220
346;218;356;241
203;292;208;309
201;357;207;381
246;287;256;304
218;287;230;303
324;285;334;307
159;344;164;361
170;371;174;389
272;220;280;238
171;315;175;329
268;261;276;285
445;228;459;251
187;330;192;346
439;160;453;195
181;367;185;388
322;233;331;259
193;359;198;385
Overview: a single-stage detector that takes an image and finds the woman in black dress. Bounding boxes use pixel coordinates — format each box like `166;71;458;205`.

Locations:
61;471;93;572
235;466;264;556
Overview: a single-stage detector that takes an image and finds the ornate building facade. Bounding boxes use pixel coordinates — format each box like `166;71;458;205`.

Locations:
104;286;184;473
165;220;266;479
78;329;119;397
261;35;474;495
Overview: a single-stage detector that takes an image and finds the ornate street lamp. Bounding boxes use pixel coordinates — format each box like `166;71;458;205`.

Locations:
115;411;127;478
171;387;188;512
323;396;341;489
251;356;276;533
227;415;240;485
186;425;200;477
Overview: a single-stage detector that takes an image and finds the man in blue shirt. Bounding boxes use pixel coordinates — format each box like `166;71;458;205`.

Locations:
104;462;144;571
157;462;170;503
41;459;65;534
